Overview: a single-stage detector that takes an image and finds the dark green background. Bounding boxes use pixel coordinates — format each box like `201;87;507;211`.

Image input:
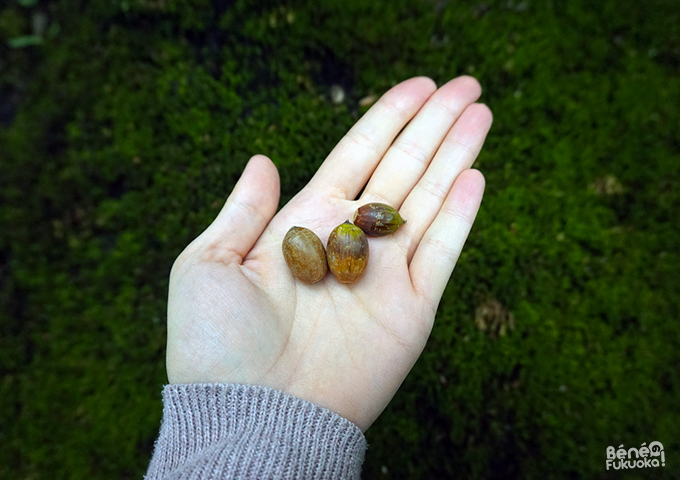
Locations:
1;0;678;478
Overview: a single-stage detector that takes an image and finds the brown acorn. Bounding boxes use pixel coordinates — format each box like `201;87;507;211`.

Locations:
282;226;328;284
326;221;369;284
353;202;406;236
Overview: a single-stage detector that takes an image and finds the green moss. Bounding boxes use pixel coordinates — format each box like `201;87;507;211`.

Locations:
1;0;679;478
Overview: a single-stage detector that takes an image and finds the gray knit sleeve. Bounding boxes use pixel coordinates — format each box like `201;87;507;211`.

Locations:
145;383;367;480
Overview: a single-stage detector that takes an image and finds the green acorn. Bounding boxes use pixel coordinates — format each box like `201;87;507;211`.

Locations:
352;203;406;236
326;221;369;284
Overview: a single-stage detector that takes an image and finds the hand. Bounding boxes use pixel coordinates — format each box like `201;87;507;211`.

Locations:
166;76;493;432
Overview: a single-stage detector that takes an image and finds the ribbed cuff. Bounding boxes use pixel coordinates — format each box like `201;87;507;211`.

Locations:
145;383;367;480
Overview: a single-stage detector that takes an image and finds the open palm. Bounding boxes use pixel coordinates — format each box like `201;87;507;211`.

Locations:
166;76;493;432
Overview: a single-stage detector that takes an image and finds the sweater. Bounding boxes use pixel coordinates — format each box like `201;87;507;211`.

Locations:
145;383;368;479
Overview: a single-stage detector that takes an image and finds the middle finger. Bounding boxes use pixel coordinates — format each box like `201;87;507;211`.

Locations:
358;76;482;206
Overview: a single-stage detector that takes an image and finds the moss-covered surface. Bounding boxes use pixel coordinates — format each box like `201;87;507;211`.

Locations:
1;0;679;478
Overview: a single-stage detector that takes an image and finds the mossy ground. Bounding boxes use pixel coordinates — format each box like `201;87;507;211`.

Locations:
1;0;679;478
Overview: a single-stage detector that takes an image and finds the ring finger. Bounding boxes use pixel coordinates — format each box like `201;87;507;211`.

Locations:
399;102;493;262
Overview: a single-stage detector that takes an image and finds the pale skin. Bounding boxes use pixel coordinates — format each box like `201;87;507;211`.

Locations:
167;76;493;432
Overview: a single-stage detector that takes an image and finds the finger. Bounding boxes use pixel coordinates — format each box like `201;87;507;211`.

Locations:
308;76;437;200
409;169;485;312
202;154;280;263
400;103;493;262
359;76;482;206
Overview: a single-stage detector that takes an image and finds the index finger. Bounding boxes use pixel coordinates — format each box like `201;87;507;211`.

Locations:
308;77;437;200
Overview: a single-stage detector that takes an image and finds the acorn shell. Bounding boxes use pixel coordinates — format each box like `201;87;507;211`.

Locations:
326;221;369;284
282;226;328;284
353;202;406;236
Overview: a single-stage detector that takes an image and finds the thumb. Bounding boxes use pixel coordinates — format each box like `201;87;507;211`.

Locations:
203;154;280;262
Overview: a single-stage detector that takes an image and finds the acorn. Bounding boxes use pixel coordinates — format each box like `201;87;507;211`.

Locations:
326;221;369;284
282;226;328;284
353;202;406;236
